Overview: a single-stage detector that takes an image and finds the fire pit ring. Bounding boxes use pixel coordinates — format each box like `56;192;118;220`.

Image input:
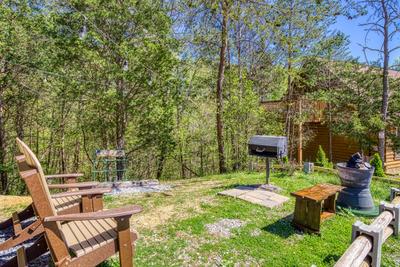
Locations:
336;162;375;211
97;180;172;196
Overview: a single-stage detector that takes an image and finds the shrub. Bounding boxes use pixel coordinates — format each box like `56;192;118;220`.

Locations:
315;145;333;168
370;153;385;177
279;156;296;176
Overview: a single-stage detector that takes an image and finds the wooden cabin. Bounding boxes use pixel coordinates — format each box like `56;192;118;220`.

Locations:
262;100;400;174
261;61;400;175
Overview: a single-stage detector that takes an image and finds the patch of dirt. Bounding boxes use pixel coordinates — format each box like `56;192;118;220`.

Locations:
0;195;31;220
172;231;218;266
251;228;262;237
131;195;215;230
0;195;31;209
205;219;246;238
172;179;226;193
128;178;225;230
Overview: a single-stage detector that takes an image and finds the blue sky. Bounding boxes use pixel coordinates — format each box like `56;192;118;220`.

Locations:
332;14;400;66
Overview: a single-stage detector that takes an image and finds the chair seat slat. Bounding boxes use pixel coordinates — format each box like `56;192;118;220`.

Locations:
87;219;114;243
62;221;84;257
62;219;118;257
81;220;108;247
63;221;92;256
75;221;100;250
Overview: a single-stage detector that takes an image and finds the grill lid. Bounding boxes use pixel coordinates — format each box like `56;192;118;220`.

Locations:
248;135;287;158
248;135;287;147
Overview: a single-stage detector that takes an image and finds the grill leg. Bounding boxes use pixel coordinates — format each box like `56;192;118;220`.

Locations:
266;158;270;184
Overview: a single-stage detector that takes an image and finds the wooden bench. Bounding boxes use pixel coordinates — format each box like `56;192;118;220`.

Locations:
291;183;343;234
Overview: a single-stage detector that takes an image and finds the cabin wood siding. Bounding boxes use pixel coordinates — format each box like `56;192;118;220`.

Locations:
301;122;360;163
385;145;400;174
300;122;400;174
261;99;400;174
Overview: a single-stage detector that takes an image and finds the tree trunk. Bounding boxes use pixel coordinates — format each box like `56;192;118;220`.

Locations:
60;100;66;173
285;2;294;160
379;0;390;168
328;102;333;162
297;99;303;164
73;139;80;172
15;97;24;139
216;0;228;174
156;152;165;179
0;92;7;193
236;4;242;93
199;143;204;176
116;78;126;180
285;63;293;160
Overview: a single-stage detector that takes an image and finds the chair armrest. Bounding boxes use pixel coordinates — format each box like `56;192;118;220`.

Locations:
48;181;99;190
45;173;84;180
51;188;111;198
44;205;142;222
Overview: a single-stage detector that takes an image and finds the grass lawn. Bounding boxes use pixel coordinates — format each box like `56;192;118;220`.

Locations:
1;171;400;266
101;171;399;267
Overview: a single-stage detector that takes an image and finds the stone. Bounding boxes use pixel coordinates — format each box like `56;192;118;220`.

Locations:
218;186;289;208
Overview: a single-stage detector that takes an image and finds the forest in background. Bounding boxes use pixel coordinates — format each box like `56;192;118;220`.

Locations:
0;0;399;194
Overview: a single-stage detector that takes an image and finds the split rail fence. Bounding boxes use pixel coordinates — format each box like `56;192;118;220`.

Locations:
335;188;400;267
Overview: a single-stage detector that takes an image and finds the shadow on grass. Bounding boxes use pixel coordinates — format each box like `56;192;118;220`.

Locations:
323;254;341;265
261;214;298;238
275;172;291;179
213;184;263;191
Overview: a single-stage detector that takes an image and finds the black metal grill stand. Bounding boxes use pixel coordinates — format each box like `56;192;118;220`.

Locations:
266;158;271;185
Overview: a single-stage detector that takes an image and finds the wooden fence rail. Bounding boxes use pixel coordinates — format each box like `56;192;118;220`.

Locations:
334;195;400;267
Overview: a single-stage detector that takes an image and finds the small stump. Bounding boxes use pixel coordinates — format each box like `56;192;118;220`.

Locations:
291;183;343;234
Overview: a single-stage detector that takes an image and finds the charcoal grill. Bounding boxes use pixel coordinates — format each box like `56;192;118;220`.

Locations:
248;135;287;191
336;163;375;211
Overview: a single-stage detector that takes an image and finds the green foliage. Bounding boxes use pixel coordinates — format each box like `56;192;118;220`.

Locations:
0;0;366;193
306;60;395;154
315;145;333;168
370;153;385;177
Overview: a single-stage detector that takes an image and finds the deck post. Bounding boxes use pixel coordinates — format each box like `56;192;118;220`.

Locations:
298;99;303;164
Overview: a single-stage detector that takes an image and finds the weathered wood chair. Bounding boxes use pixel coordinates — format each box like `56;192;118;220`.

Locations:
0;145;110;252
6;138;142;267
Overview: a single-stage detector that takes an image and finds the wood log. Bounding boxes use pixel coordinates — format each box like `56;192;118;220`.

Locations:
360;226;394;267
335;196;400;267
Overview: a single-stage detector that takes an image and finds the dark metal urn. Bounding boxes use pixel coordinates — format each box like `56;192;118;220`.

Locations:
336;163;375;211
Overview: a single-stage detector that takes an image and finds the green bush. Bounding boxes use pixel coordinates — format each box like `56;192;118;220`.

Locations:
370;153;385;177
315;145;333;168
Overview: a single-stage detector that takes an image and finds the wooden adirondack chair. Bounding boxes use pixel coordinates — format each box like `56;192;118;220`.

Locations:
0;148;111;252
8;138;142;267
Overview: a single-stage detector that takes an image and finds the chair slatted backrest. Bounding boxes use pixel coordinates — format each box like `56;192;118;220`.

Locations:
16;138;70;263
16;138;57;216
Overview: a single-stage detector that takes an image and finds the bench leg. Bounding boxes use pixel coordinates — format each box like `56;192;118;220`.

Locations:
116;216;133;267
323;194;336;213
0;219;44;251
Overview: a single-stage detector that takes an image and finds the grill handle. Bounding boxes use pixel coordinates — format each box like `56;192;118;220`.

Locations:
255;147;265;153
